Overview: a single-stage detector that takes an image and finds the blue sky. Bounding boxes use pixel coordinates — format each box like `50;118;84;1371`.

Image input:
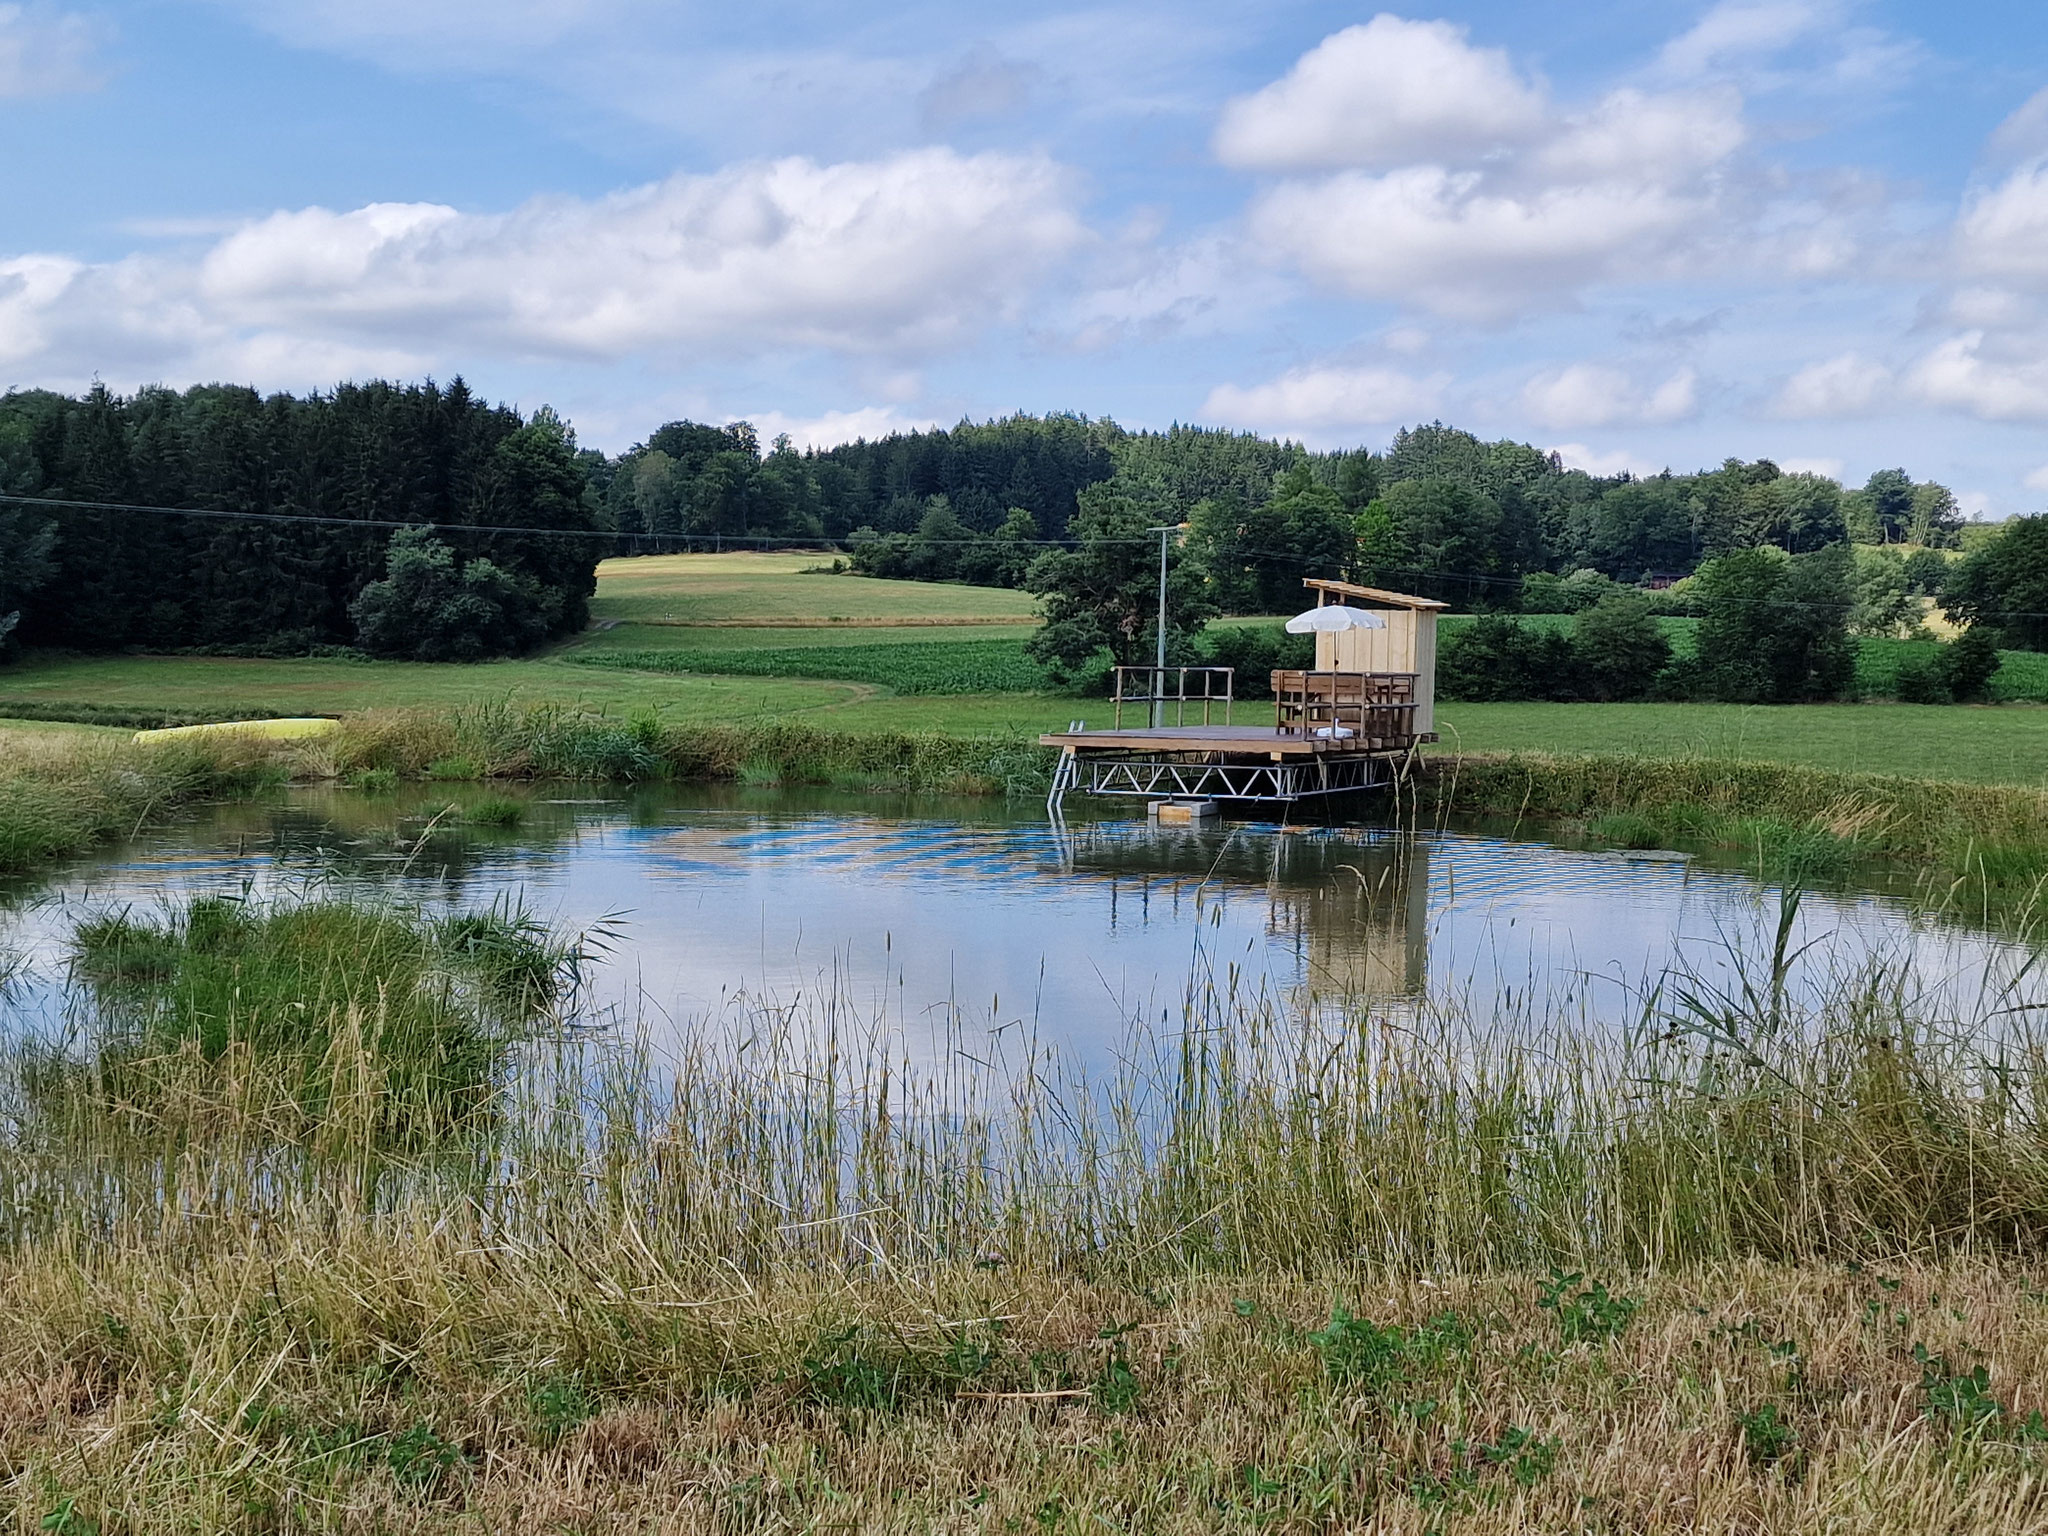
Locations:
6;1;2048;511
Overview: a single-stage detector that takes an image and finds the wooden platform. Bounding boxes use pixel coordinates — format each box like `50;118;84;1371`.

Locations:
1039;725;1434;756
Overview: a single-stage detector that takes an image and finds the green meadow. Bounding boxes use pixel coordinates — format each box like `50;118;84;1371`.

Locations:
6;551;2048;786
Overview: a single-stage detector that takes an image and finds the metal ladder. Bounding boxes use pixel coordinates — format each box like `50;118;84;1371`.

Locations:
1044;734;1080;821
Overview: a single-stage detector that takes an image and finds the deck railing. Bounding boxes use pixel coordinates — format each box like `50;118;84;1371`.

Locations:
1111;666;1235;729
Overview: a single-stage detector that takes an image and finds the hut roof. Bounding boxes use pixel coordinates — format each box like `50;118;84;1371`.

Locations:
1303;577;1448;612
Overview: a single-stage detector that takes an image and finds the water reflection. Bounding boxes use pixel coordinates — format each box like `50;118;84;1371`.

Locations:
0;784;2032;1069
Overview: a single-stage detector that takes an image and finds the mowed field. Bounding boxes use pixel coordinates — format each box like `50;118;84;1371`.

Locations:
591;551;1038;624
7;551;2048;784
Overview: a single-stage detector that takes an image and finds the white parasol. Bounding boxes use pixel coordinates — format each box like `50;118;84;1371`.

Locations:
1284;604;1386;634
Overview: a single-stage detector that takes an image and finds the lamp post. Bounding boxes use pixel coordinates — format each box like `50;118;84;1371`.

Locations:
1148;524;1177;728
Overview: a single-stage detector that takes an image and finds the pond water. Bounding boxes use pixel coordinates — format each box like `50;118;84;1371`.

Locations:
0;784;2033;1069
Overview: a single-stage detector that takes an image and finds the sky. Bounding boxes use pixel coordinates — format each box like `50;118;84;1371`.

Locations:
5;1;2048;511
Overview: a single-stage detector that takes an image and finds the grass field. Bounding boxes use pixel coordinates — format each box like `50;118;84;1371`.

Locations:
9;552;2048;786
589;551;1038;624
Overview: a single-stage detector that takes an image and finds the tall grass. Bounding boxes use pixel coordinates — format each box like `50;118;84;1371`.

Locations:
0;728;301;876
11;893;2048;1275
9;902;2048;1527
330;702;1054;796
26;894;588;1148
1423;749;2048;915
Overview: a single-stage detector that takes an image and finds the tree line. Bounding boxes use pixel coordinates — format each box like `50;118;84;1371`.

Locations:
7;386;2039;683
0;380;599;661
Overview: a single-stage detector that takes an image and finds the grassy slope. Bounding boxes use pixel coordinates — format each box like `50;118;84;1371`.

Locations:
590;551;1038;623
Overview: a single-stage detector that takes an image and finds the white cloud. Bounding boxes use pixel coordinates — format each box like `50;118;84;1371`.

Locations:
1247;164;1722;321
1063;234;1285;348
0;3;106;96
749;406;942;451
1533;87;1745;183
1780;456;1843;481
1773;352;1893;418
1213;15;1544;171
1988;85;2048;166
1656;0;1823;78
1957;162;2048;283
1520;363;1697;429
1229;22;1761;319
1201;364;1447;437
0;150;1088;384
1547;442;1664;479
1910;332;2048;423
2022;464;2048;493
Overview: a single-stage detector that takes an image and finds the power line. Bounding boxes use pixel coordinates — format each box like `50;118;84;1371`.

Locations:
0;491;1996;619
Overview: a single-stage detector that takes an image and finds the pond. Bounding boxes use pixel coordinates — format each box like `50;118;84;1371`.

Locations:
0;783;2033;1070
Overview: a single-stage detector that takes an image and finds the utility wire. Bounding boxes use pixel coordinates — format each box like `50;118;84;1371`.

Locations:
0;491;1988;617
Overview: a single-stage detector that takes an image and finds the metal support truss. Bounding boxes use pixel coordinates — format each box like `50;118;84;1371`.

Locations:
1052;751;1391;812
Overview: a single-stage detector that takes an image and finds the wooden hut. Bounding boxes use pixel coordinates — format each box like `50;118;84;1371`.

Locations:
1040;576;1442;816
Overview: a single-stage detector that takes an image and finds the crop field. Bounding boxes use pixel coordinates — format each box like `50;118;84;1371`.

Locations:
575;636;1053;694
572;620;1039;655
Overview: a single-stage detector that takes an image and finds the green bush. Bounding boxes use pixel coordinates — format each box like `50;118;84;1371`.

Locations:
1940;628;2003;702
351;528;560;662
1439;614;1574;701
1572;593;1672;701
1893;657;1950;704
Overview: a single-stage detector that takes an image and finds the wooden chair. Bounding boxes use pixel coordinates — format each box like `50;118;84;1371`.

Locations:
1271;671;1420;745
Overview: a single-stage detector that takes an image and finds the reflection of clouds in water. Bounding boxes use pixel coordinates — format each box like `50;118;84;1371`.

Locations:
0;791;2030;1070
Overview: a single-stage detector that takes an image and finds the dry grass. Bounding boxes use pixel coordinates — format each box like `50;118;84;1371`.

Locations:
7;1247;2048;1531
0;727;321;875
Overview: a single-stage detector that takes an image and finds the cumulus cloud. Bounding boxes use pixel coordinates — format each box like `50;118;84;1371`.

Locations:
1774;352;1893;418
1520;363;1697;430
749;406;943;451
1909;332;2048;423
1547;442;1665;479
1226;18;1761;319
1213;15;1543;171
1201;364;1447;437
0;3;107;96
1957;162;2048;284
2022;463;2048;493
1780;456;1844;480
0;149;1088;385
1902;95;2048;427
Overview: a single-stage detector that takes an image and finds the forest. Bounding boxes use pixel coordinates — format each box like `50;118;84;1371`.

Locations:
0;383;2009;668
0;381;600;659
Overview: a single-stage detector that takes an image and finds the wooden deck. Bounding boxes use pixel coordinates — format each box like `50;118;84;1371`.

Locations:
1039;724;1433;756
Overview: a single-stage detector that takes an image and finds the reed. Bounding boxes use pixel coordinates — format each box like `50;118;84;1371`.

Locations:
1421;749;2048;913
0;727;303;876
8;896;2048;1528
